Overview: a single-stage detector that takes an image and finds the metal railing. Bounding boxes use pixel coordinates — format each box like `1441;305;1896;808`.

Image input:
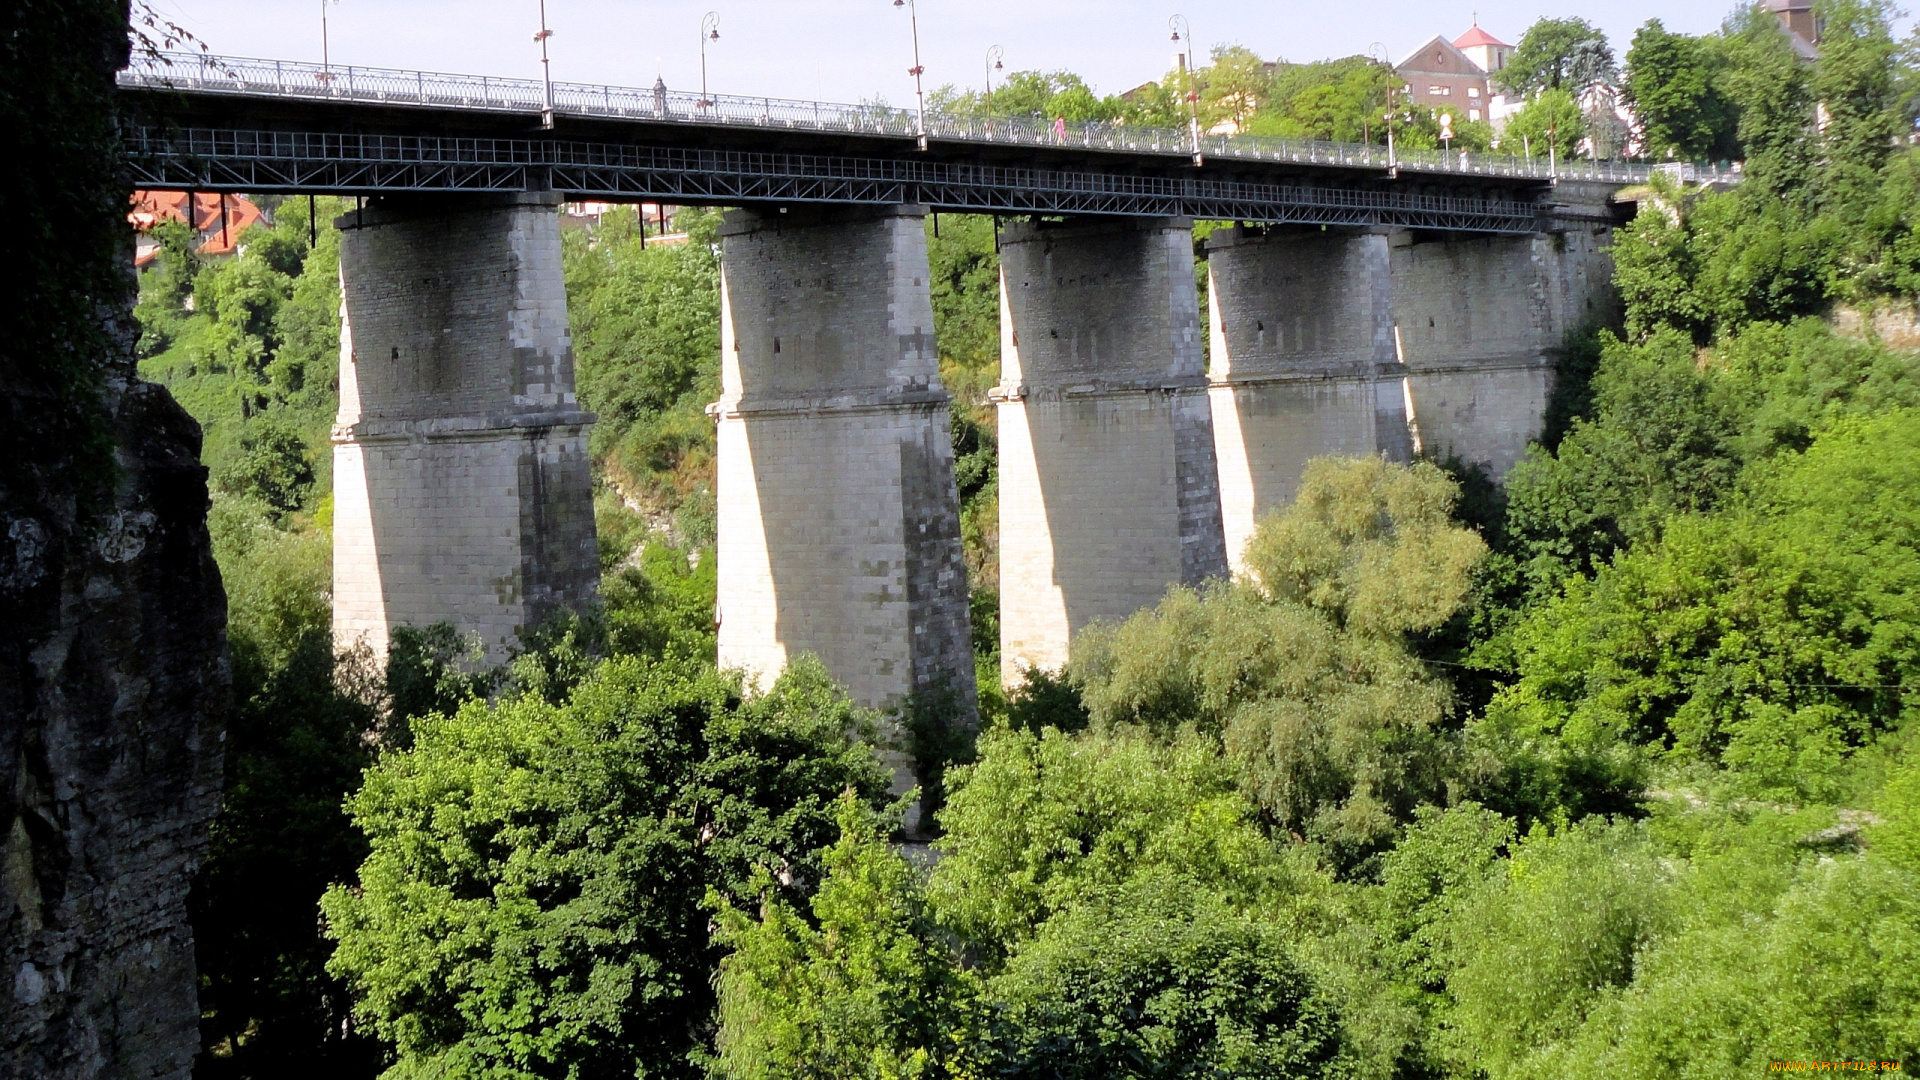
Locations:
120;52;1740;186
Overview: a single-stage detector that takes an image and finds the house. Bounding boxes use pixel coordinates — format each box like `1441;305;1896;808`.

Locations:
128;191;265;268
1394;30;1498;123
1453;24;1513;78
1766;0;1822;58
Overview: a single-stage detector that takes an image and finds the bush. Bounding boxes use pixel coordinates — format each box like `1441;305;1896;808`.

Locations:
322;656;890;1079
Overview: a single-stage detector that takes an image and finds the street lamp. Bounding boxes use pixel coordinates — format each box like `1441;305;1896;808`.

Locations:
1169;14;1201;165
984;44;1003;135
893;0;928;151
1370;42;1398;169
534;0;555;129
700;11;720;110
319;0;339;86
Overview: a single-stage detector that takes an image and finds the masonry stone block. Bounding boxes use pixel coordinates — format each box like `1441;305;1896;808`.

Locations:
332;193;598;663
713;204;976;734
1205;226;1413;573
1388;221;1617;479
995;217;1228;682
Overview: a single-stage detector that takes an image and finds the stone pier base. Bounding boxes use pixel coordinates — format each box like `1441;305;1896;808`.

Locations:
713;205;976;726
1205;225;1411;573
332;193;598;663
996;217;1228;681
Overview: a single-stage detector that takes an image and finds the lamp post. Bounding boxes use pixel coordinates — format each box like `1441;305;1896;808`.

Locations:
534;0;555;129
893;0;928;151
319;0;338;86
984;44;1003;135
1370;44;1399;170
700;11;719;110
1169;14;1201;165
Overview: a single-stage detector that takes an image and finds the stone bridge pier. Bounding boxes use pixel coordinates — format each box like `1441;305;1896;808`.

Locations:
1205;225;1413;573
1207;214;1618;571
994;217;1229;680
332;192;599;663
712;204;976;726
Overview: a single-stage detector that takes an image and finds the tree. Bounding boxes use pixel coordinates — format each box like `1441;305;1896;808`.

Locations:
1068;457;1485;863
973;875;1344;1078
1437;819;1670;1079
1719;3;1818;203
563;218;721;512
1623;20;1736;160
713;797;966;1080
1498;18;1616;97
1201;45;1274;131
321;656;891;1079
928;725;1290;959
1502;87;1586;159
1808;0;1904;216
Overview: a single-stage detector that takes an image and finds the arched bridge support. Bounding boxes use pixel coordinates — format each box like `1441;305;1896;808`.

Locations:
712;204;977;731
994;217;1229;683
332;192;599;664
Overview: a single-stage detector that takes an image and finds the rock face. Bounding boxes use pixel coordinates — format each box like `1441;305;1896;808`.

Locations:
1;2;229;1077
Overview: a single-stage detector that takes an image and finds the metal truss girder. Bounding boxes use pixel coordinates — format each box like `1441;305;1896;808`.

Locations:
130;127;1544;234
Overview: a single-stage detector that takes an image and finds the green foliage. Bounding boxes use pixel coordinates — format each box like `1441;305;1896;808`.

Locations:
1487;410;1920;808
1624;20;1737;161
197;496;386;1075
987;70;1120;123
1437;819;1670;1078
1502;88;1585;159
1067;459;1483;861
215;420;316;519
926;214;1000;381
929;726;1292;960
1498;18;1616;96
713;797;966;1080
974;875;1343;1078
322;656;891;1080
563;218;721;513
1246;57;1395;144
602;541;719;664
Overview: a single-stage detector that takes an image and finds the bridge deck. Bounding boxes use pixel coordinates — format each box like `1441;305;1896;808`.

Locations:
118;53;1701;233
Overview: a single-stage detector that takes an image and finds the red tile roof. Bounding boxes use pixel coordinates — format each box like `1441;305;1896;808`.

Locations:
1453;25;1510;49
129;191;266;261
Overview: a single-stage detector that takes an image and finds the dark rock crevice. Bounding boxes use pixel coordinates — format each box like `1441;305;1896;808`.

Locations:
3;1;230;1077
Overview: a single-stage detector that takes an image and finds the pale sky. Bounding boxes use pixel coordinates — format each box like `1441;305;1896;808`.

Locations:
149;0;1743;106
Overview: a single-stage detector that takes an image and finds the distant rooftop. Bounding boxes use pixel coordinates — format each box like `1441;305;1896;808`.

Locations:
1453;25;1511;50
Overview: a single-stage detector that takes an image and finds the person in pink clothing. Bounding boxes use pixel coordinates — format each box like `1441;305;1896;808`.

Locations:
1054;115;1067;142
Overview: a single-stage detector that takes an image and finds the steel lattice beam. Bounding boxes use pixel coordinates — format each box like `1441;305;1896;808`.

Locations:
127;127;1547;234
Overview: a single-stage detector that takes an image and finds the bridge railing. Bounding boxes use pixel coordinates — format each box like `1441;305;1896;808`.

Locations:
121;52;1737;186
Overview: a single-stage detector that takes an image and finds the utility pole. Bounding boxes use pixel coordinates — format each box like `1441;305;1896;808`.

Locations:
535;0;555;129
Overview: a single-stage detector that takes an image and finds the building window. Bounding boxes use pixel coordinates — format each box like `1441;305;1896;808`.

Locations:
1430;85;1450;96
1469;108;1482;122
1467;86;1481;99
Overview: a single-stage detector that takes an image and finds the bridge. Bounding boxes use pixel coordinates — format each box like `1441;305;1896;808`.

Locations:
120;51;1647;748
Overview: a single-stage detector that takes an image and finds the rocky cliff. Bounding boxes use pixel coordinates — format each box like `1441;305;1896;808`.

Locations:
2;2;229;1077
